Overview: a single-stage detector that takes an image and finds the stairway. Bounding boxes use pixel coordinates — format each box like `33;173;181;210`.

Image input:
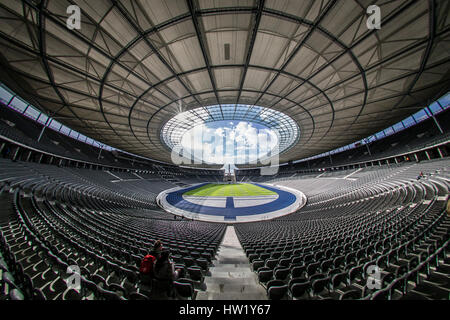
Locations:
196;226;267;300
160;174;186;188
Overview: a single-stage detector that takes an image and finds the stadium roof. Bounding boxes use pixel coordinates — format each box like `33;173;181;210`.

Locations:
0;0;449;166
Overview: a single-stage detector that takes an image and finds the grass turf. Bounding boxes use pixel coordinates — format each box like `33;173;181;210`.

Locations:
183;183;277;197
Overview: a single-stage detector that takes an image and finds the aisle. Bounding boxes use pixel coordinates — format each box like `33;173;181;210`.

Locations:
196;226;267;300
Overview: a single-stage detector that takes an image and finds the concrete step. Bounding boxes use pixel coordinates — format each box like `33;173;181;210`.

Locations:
196;226;267;300
196;291;267;300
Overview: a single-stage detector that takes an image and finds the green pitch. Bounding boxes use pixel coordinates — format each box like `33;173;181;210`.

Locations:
184;183;277;197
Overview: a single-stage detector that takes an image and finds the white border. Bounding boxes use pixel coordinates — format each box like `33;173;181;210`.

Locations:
156;183;307;223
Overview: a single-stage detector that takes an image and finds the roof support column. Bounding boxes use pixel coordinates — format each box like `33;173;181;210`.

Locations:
426;106;443;134
437;147;444;159
37;125;46;143
12;146;20;161
37;117;51;142
25;150;32;162
365;143;372;156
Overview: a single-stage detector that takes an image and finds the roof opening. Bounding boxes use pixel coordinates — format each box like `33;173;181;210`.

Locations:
161;104;300;166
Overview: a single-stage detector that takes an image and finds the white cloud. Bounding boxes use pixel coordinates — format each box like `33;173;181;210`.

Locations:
179;120;279;164
214;127;225;137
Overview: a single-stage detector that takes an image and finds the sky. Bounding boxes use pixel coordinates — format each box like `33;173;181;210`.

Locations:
180;120;279;165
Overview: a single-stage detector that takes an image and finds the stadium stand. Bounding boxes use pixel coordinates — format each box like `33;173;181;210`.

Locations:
236;108;450;182
236;160;449;300
1;109;449;300
0;97;449;300
0;156;226;300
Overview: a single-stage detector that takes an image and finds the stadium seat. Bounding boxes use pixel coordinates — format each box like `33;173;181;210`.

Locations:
268;284;288;300
0;120;449;303
290;281;311;300
187;266;203;283
128;292;149;300
257;269;273;286
62;288;82;300
173;279;196;300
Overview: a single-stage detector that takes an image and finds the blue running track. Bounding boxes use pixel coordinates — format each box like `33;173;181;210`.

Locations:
165;183;297;220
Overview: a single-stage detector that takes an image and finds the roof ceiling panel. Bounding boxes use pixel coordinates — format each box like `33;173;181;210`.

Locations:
242;68;275;92
201;12;252;31
214;67;242;90
198;0;254;9
265;0;317;22
319;0;362;36
206;30;248;65
100;7;139;45
0;0;448;165
180;70;214;93
138;0;188;26
250;33;291;69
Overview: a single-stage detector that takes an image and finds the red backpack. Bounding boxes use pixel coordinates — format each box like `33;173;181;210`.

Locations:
139;254;156;276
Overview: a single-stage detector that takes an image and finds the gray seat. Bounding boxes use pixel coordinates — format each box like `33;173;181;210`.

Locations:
268;284;288;300
174;278;195;300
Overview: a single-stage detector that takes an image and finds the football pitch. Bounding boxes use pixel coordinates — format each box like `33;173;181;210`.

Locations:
183;183;277;197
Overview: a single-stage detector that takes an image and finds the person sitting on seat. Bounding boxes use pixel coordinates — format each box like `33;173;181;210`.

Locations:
138;240;164;286
139;253;156;286
154;250;182;280
150;240;164;260
153;250;182;297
